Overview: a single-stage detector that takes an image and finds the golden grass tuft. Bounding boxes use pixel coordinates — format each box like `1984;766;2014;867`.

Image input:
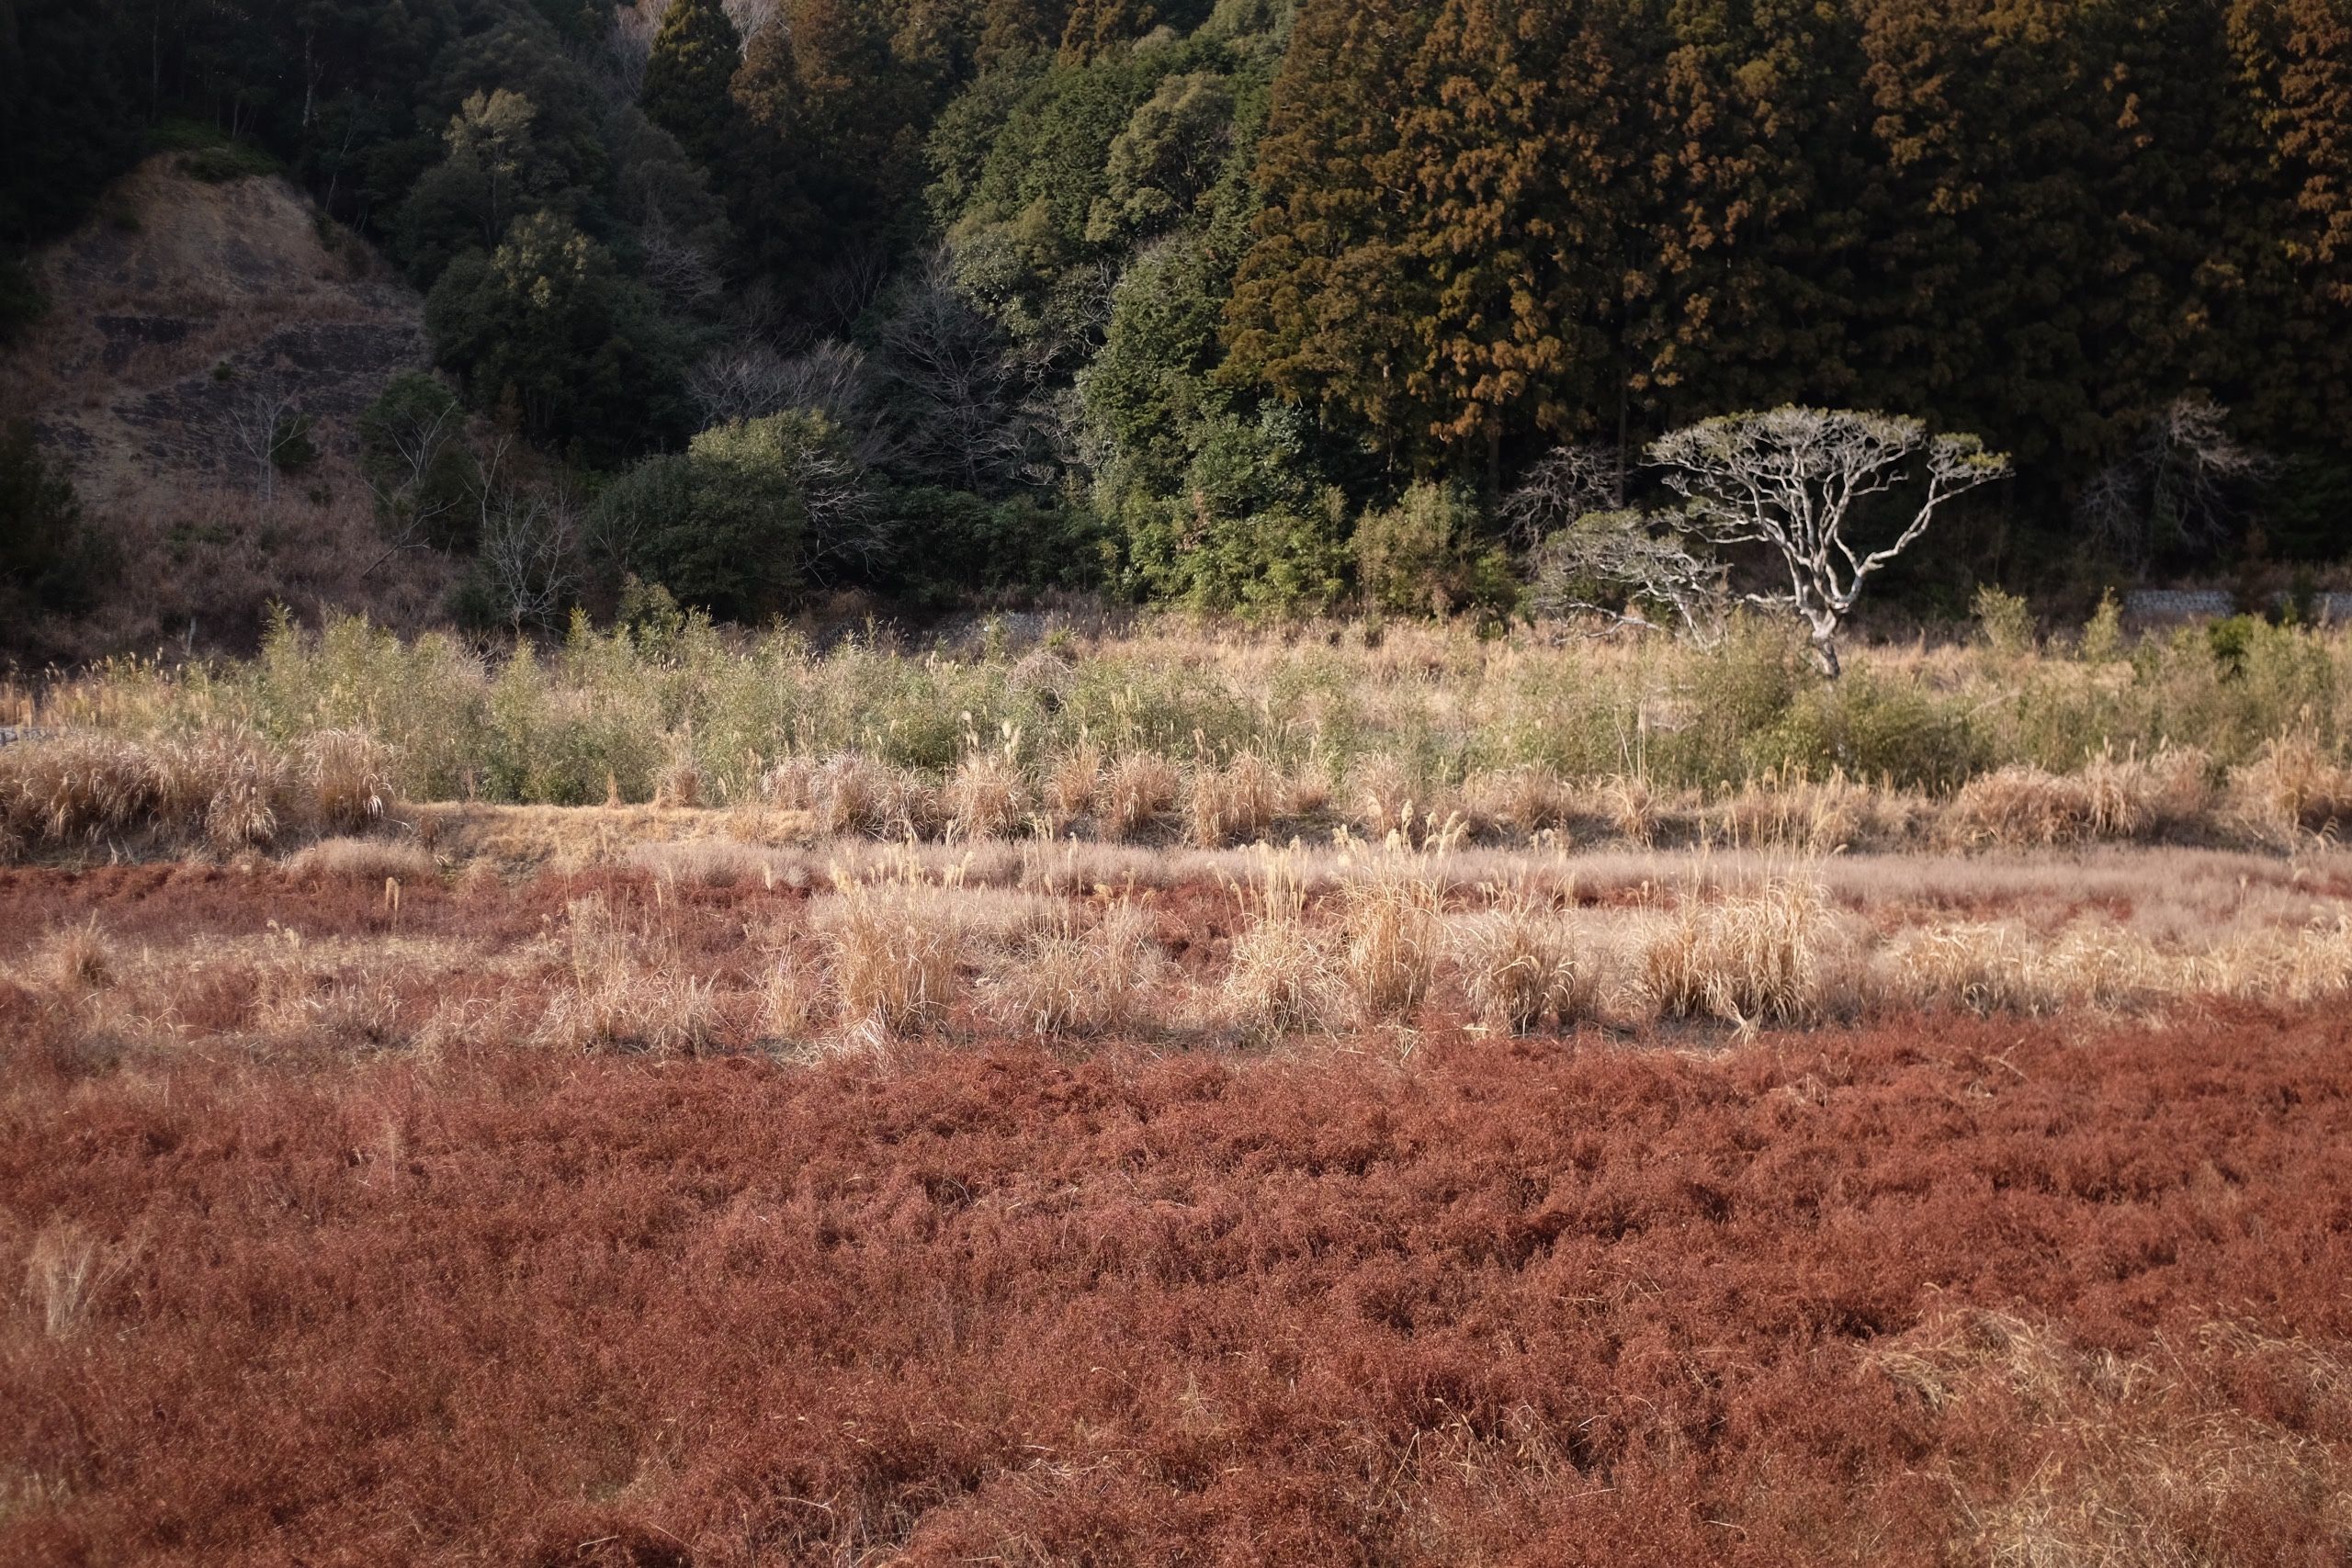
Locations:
943;750;1030;841
1871;1310;2352;1568
1100;751;1180;843
755;951;825;1043
1951;747;2212;847
652;756;705;810
1221;849;1334;1037
1336;851;1443;1023
1642;874;1828;1028
2202;916;2352;1005
1464;765;1574;840
979;901;1166;1039
197;734;287;852
13;917;121;1005
1449;886;1585;1032
1719;766;1875;853
25;1220;132;1340
534;893;724;1054
1600;773;1660;847
284;836;437;883
1189;752;1281;848
1045;741;1102;833
2231;734;2352;837
817;854;971;1040
1880;921;2053;1017
1346;755;1422;840
304;728;393;832
811;753;933;840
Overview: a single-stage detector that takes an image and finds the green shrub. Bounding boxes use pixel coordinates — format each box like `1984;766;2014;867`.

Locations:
0;422;114;623
1758;668;1984;793
1973;583;2036;656
593;410;862;621
1354;480;1519;622
1122;491;1351;617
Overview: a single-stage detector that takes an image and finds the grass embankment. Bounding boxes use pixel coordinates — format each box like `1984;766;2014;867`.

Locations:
6;611;2352;862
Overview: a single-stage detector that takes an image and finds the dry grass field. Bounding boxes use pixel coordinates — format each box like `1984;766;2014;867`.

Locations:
6;619;2352;1562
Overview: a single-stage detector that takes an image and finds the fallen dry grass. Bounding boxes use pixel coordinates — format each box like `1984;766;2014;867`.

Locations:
3;998;2347;1564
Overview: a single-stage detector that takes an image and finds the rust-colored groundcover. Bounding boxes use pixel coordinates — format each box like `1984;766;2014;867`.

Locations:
6;997;2349;1565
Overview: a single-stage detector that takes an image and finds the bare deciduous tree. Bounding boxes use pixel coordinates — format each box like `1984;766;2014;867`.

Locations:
474;438;582;632
1649;407;2010;677
1502;442;1624;549
220;377;307;509
686;340;902;475
361;392;467;579
608;2;670;100
812;240;896;336
879;247;1035;490
636;206;727;310
2076;395;2277;574
793;429;891;586
722;0;779;44
1527;510;1729;647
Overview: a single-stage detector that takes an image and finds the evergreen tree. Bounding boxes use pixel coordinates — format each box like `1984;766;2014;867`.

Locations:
1221;0;1438;456
1060;0;1157;63
425;211;692;460
642;0;745;173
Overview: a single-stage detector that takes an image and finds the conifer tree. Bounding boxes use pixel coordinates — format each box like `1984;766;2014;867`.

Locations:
642;0;745;173
1221;0;1438;456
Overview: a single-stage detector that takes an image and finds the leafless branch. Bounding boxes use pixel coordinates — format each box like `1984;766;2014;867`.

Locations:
1503;443;1624;550
1528;509;1729;647
475;438;582;632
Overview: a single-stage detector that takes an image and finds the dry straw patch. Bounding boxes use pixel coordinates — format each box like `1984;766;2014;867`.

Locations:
1336;849;1444;1023
1045;741;1102;834
811;753;932;840
1448;885;1587;1032
811;851;1048;1041
304;728;394;833
1642;874;1831;1028
1222;849;1336;1038
1346;755;1424;841
284;835;437;883
1880;921;2056;1017
1464;765;1575;840
534;893;724;1055
1719;766;1880;853
23;1221;136;1340
1951;747;2211;847
1100;751;1180;843
1871;1311;2352;1568
1189;751;1281;848
1600;773;1662;847
2231;735;2352;838
943;749;1030;841
979;902;1166;1039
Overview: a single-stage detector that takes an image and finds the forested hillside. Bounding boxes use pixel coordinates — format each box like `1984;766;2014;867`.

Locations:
2;0;2346;644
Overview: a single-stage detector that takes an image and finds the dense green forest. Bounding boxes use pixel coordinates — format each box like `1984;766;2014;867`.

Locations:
2;0;2346;629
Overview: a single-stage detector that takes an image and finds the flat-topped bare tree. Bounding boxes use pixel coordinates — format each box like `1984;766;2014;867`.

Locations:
1650;407;2010;676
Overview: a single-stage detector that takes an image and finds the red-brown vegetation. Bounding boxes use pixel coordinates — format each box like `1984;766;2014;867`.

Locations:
3;854;2349;1565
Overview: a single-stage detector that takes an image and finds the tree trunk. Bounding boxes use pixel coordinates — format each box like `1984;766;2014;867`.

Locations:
1483;412;1503;513
1811;634;1842;681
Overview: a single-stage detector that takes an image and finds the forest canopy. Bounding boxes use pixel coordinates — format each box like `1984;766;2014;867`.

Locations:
2;0;2346;629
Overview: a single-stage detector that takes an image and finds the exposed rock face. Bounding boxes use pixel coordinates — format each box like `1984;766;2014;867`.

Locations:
2;157;449;657
17;158;426;483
